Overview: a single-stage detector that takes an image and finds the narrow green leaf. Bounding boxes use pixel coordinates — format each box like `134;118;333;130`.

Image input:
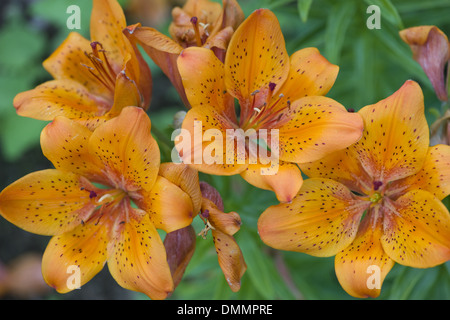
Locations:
238;228;276;299
324;2;355;64
297;0;313;23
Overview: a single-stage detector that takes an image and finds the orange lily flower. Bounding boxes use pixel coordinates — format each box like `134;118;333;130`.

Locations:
13;0;152;129
124;0;244;108
400;26;450;101
198;182;246;292
258;80;450;298
175;9;364;203
0;107;200;299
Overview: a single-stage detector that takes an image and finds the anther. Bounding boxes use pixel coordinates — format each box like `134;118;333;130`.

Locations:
201;209;210;219
373;180;383;191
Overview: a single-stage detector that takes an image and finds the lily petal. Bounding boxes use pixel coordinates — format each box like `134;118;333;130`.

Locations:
41;214;108;293
277;47;339;102
240;161;303;203
109;61;143;113
299;146;373;195
258;178;369;257
400;26;449;101
88;107;160;192
203;197;241;236
158;162;203;216
277;96;364;164
177;47;236;121
13;79;110;122
0;170;96;236
176;104;246;175
43;32;112;101
335;213;395;299
212;229;246;292
107;214;173;300
136;176;194;233
355;80;429;183
164;225;196;289
90;0;128;71
212;0;245;35
41;116;105;183
224;9;289;103
200;193;246;292
381;190;450;268
124;25;188;107
388;144;450;200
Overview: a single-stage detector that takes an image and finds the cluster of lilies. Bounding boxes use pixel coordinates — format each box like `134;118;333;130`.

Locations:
0;0;449;299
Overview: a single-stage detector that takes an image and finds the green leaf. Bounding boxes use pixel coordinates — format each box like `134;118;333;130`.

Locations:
237;228;276;299
297;0;313;22
0;15;46;71
0;109;48;162
324;2;355;64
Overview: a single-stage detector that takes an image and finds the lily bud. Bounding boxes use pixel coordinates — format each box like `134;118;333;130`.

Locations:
400;26;450;101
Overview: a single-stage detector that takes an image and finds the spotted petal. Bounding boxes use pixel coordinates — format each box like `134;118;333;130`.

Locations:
43;32;112;101
388;144;450;200
212;229;246;292
41;116;106;183
277;47;339;103
381;190;450;268
177;46;236;121
90;0;128;71
88;107;160;192
13;79;110;122
355;80;429;183
335;212;395;299
176;104;246;175
224;9;289;104
0;170;96;236
107;214;173;300
277;96;364;164
41;214;108;293
258;178;370;257
299;146;373;195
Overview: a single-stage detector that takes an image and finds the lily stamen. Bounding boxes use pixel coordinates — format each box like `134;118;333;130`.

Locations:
190;16;203;47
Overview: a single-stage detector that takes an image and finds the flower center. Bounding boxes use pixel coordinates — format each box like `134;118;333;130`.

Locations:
240;82;290;131
82;42;117;94
369;191;382;204
84;186;142;229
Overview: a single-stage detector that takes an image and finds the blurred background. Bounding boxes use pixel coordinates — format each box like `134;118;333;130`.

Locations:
0;0;449;300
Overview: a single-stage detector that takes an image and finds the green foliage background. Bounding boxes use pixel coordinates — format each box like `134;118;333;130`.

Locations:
0;0;449;300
